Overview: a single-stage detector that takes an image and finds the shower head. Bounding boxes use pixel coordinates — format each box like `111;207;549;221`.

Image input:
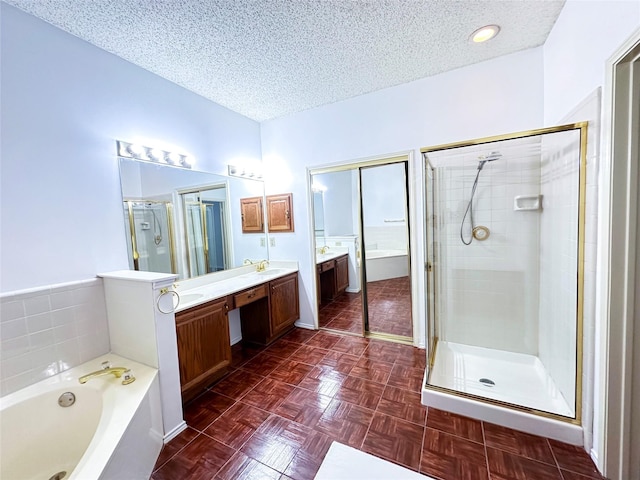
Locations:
477;151;502;170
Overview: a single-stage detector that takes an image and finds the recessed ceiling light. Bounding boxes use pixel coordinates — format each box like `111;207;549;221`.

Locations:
471;25;500;43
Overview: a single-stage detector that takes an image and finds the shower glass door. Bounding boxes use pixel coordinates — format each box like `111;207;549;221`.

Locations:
422;124;587;421
124;201;175;274
360;162;413;339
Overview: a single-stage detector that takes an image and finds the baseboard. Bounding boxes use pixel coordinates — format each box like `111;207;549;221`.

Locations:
294;320;315;330
163;421;187;443
345;288;361;293
230;335;242;345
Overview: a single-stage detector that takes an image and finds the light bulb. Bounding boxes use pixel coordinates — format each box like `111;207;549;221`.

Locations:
471;25;500;43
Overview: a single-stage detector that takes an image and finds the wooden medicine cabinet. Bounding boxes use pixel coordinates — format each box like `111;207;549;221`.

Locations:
240;196;264;233
266;193;294;232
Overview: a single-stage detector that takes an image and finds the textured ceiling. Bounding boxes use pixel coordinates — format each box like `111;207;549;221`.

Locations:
4;0;565;121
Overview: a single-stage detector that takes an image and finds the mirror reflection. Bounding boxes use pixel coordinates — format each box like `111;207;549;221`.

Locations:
119;158;267;279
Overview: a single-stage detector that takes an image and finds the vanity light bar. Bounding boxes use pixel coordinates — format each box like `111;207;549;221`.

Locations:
116;140;192;169
228;164;263;180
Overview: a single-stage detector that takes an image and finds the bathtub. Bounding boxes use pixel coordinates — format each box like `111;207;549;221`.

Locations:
0;354;163;480
365;249;408;282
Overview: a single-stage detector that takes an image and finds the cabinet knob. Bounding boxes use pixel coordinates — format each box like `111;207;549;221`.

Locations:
224;303;229;312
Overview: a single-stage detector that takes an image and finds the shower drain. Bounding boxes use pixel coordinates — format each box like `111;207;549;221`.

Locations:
479;378;495;387
49;472;67;480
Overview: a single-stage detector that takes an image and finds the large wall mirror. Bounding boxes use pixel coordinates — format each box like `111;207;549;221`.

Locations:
119;158;268;279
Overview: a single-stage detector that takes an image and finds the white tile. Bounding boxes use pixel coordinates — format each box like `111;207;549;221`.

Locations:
53;322;77;343
0;318;28;341
50;290;75;310
51;307;75;327
28;329;55;349
26;312;53;333
28;344;57;370
0;300;25;323
55;339;81;370
23;295;51;316
0;353;31;380
0;335;30;360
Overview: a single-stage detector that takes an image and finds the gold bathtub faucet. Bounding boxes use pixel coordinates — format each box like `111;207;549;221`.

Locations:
78;361;135;385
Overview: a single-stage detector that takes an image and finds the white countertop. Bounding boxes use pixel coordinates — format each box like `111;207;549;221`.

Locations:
175;262;298;312
316;250;348;264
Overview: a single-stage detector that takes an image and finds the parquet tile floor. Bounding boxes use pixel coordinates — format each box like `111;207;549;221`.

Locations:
152;329;605;480
319;277;413;337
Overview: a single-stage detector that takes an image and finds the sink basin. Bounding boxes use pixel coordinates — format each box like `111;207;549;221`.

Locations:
179;293;204;304
257;268;288;276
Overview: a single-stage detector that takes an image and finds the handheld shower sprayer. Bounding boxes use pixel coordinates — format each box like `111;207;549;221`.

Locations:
460;151;502;245
477;151;502;170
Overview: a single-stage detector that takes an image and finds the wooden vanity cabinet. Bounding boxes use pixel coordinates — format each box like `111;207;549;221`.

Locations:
335;254;349;293
266;193;294;232
240;196;264;233
240;272;299;345
270;273;300;337
175;296;232;403
317;254;349;305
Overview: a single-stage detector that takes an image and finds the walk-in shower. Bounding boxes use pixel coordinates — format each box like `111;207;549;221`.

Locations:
421;123;587;442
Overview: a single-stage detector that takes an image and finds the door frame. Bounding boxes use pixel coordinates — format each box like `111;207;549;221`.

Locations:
307;150;424;346
598;27;640;480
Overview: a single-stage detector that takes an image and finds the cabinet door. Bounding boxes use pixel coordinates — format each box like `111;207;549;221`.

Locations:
240;197;264;233
335;254;349;293
270;273;299;336
175;298;231;402
266;193;294;232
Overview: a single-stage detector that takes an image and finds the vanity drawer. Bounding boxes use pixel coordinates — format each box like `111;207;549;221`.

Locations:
234;284;268;308
319;259;335;273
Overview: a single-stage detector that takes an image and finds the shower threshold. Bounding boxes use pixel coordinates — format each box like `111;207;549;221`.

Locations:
428;341;574;418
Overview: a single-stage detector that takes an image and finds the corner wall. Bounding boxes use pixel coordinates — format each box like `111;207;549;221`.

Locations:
261;47;545;344
0;3;261;293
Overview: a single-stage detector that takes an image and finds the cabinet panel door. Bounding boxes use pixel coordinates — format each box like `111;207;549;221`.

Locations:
335;254;349;293
240;197;264;233
175;298;231;400
270;273;299;335
266;193;294;232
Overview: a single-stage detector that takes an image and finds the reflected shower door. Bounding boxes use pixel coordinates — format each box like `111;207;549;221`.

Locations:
360;162;413;340
204;200;227;272
124;201;175;274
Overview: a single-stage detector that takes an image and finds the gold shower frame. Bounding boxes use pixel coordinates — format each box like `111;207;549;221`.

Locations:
420;122;588;425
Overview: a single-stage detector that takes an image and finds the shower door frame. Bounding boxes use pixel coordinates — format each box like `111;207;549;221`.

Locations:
420;122;588;425
124;199;177;274
308;151;420;345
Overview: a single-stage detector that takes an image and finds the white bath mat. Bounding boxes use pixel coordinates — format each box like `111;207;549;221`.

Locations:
314;442;434;480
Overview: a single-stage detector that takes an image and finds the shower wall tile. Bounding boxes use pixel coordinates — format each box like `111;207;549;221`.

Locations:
434;139;541;355
0;278;110;396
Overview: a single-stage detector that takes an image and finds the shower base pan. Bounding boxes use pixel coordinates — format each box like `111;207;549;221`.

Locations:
423;341;582;444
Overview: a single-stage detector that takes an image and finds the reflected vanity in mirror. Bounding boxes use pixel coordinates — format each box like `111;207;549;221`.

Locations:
310;159;413;341
119;158;268;280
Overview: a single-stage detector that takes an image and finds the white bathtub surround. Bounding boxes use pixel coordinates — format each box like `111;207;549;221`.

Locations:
0;353;162;480
429;341;573;417
365;249;409;282
99;270;185;443
0;278;110;396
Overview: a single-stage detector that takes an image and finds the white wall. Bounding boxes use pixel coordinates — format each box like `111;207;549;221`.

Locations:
0;3;261;293
544;1;640;125
543;0;640;469
261;47;544;340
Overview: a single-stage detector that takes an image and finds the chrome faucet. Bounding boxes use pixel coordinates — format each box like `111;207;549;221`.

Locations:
319;246;329;254
256;259;269;272
79;361;135;385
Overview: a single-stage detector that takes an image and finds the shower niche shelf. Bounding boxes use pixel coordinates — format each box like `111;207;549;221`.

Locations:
514;194;543;211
